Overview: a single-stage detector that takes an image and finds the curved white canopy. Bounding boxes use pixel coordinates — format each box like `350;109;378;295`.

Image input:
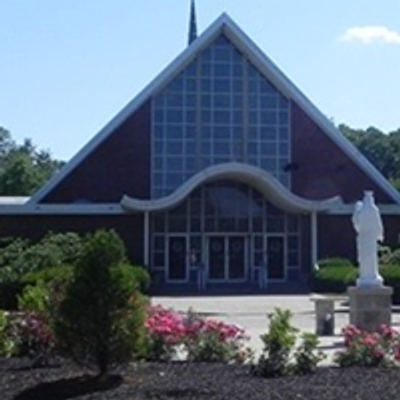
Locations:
121;162;343;213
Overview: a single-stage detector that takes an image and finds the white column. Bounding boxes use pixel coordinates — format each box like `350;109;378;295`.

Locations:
311;211;318;268
144;211;150;267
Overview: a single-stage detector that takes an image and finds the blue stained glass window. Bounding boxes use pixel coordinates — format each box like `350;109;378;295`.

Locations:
261;142;276;155
215;126;230;140
154;140;163;154
233;93;242;106
167;125;183;139
214;79;230;92
279;95;289;107
279;111;289;124
186;125;196;139
214;35;231;46
214;110;230;124
214;142;229;155
260;158;277;170
260;80;275;94
154;173;163;186
248;64;259;78
214;94;230;107
154;125;164;138
233;127;242;139
249;95;258;108
232;80;243;93
261;127;277;140
233;63;243;76
186;110;196;123
249;111;258;124
232;49;242;63
279;128;289;140
248;79;258;92
201;63;211;76
232;111;242;124
186;79;196;91
167;94;183;107
248;126;258;139
167;110;183;123
166;173;184;187
201;110;211;123
248;142;258;156
261;111;277;124
279;142;289;153
169;77;184;92
201;48;212;61
185;157;196;170
202;142;211;153
202;126;212;139
260;95;277;108
152;33;291;198
201;79;211;91
185;62;197;77
186;94;196;107
167;157;183;170
154;157;163;169
155;109;164;123
167;141;183;154
214;64;230;77
201;94;211;107
214;48;231;62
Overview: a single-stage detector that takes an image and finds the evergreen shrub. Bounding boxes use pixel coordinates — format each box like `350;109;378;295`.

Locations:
54;229;149;376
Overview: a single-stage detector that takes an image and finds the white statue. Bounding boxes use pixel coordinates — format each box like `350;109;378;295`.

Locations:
352;191;384;287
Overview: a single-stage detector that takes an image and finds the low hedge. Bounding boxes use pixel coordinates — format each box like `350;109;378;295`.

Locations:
380;264;400;304
313;259;400;304
312;264;357;293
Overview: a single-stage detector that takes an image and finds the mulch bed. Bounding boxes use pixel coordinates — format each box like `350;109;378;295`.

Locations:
1;357;400;400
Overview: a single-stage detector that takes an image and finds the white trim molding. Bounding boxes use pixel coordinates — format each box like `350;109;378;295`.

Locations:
121;162;343;214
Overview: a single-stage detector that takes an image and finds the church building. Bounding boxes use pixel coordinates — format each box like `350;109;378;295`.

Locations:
1;4;400;293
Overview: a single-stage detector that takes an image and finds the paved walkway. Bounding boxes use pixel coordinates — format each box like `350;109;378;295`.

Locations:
151;295;400;365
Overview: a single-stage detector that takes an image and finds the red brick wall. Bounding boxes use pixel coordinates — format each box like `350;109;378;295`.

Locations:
41;100;152;203
291;102;392;204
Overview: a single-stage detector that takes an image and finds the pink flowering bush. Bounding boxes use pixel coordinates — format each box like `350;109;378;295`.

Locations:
145;305;251;363
0;310;54;366
335;324;400;367
145;305;186;361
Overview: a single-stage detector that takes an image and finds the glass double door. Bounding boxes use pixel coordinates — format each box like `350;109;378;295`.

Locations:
208;236;246;281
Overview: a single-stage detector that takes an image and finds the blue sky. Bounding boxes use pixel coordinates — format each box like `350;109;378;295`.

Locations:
1;1;400;161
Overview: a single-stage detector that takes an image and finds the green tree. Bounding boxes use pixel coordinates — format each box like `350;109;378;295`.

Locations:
0;127;64;195
55;230;149;377
339;124;400;191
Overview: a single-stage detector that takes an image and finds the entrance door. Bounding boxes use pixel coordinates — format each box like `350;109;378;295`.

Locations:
228;236;246;280
167;236;187;281
208;236;246;281
266;236;285;280
208;236;225;280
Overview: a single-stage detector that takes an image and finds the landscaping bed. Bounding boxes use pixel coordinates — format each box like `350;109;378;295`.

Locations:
2;358;400;400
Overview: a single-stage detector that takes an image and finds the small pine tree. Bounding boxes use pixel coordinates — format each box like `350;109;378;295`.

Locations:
55;229;149;377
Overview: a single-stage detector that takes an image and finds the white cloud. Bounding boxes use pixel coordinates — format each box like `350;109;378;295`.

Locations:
341;26;400;45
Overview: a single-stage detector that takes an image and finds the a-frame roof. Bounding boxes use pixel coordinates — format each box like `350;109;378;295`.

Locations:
28;13;400;206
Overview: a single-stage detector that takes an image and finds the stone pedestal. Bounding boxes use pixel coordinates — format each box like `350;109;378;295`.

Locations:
348;286;393;332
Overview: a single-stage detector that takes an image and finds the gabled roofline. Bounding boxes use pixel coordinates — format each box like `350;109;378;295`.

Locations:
121;162;344;213
28;13;400;205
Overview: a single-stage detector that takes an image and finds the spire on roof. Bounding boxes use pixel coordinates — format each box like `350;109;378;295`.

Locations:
188;0;198;45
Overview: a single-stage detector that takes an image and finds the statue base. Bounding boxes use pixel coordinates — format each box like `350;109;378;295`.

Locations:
347;286;393;332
